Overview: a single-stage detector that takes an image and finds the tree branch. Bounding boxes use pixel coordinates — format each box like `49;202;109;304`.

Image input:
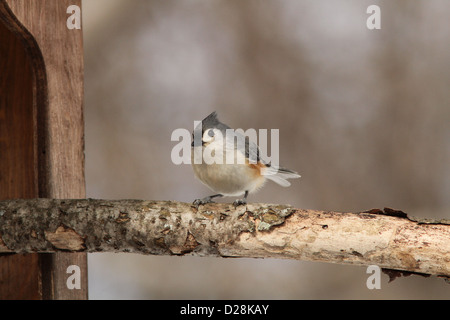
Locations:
0;199;449;279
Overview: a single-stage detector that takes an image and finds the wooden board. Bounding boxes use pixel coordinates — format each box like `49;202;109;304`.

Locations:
0;0;87;299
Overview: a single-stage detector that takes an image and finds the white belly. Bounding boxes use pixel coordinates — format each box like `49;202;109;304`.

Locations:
192;155;265;196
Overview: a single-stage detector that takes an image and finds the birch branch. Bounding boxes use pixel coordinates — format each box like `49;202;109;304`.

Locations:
0;199;448;279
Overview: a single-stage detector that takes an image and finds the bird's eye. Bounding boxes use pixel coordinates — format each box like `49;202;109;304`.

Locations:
202;129;216;143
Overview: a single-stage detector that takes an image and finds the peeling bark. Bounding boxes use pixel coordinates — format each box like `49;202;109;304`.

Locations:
44;225;86;251
0;199;448;279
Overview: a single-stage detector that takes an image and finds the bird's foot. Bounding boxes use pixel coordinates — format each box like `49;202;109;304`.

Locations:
193;194;223;207
193;198;214;207
192;197;220;207
233;198;247;208
233;191;249;208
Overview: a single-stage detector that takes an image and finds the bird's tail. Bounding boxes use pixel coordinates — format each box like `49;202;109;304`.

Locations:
261;165;301;187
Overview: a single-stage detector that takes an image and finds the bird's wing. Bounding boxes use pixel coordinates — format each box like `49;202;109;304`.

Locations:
225;129;264;165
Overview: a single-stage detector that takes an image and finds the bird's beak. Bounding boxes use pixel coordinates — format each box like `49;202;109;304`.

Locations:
191;140;205;147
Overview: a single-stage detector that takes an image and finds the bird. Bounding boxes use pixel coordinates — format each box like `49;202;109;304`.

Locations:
191;111;300;207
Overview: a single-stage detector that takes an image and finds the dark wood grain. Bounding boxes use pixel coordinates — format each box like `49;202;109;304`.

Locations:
0;7;42;300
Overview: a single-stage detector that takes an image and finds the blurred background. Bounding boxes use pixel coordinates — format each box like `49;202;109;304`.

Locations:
82;0;450;299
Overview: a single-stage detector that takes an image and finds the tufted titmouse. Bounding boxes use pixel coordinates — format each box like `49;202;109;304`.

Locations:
191;112;300;207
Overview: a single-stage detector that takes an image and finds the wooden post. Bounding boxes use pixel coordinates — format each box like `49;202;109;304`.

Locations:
0;0;87;299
